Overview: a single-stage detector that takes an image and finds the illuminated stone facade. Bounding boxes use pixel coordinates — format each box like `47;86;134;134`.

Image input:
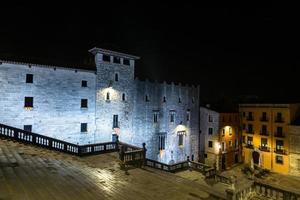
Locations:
0;48;200;164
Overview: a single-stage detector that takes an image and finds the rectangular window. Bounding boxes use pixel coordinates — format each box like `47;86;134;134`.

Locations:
153;112;158;123
24;97;33;108
178;134;183;146
222;128;225;136
222;142;225;151
261;125;267;134
229;127;232;136
113;57;121;64
24;125;32;132
208;115;213;122
248;124;253;133
242;112;245;117
277;127;283;134
26;74;33;83
208;141;213;148
158;134;166;150
177;131;186;146
81;123;87;132
113;115;119;128
242;135;246;143
123;59;130;65
81;80;87;87
208;127;213;135
261;138;268;147
235;139;238;148
103;55;110;62
170;112;175;123
276;140;284;150
81;99;88;108
186;111;190;121
229;140;232;147
276;155;283;164
247;136;253;145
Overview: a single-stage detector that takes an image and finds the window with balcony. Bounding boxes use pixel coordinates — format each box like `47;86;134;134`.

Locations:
261;112;268;121
276;155;284;164
247;136;253;148
261;125;268;135
275;112;283;122
260;138;269;151
275;127;284;137
247;112;254;121
247;124;253;133
275;140;284;154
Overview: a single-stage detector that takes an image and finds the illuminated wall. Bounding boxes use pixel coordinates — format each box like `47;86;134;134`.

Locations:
240;104;300;175
0;62;97;144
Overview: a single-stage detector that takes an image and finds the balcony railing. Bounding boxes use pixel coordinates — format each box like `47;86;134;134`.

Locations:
245;143;254;149
260;117;268;122
274;148;286;155
246;116;254;121
246;130;254;134
274;132;285;138
260;131;269;136
259;145;270;152
275;118;284;123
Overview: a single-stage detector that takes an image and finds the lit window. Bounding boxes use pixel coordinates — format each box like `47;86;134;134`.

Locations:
26;74;33;83
81;80;87;87
81;123;87;132
24;97;33;108
81;99;88;108
276;156;283;164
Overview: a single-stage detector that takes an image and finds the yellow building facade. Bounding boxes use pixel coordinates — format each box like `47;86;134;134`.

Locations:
239;103;300;175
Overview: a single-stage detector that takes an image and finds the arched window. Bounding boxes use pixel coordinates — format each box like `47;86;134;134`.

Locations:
115;73;119;81
106;92;110;101
122;93;126;101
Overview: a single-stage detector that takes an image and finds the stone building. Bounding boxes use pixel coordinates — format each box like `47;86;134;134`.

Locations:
200;105;241;170
0;47;200;164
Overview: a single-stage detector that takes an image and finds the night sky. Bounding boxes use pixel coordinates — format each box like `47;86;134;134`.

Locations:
1;3;300;103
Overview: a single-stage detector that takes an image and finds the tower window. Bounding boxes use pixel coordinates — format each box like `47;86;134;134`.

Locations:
145;95;149;102
153;112;158;123
178;135;183;146
26;74;33;83
122;93;126;101
186;111;190;121
103;55;110;62
123;59;130;65
81;123;87;132
208;115;213;122
106;92;110;101
192;97;195;104
113;115;119;128
163;96;166;102
113;57;121;64
24;97;33;108
170;112;175;123
81;99;88;108
115;73;119;81
178;97;181;103
81;80;87;87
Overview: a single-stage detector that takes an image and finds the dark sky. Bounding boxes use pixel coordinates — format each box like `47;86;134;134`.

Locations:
1;3;300;102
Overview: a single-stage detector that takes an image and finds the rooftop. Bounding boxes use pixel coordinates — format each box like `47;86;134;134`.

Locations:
89;47;140;60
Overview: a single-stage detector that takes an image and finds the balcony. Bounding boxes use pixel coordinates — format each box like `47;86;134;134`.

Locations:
245;130;254;134
275;118;284;123
260;117;268;122
274;132;285;138
274;148;286;155
245;144;254;149
246;116;254;121
260;131;269;136
259;145;270;152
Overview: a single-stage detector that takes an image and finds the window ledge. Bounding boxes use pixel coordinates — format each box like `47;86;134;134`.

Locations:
24;107;33;110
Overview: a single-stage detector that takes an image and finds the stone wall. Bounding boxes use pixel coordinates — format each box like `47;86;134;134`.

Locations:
0;62;96;144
